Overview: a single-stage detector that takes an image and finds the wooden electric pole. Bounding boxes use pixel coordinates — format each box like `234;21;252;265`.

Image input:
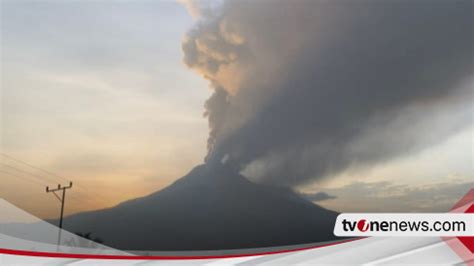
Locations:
46;182;73;247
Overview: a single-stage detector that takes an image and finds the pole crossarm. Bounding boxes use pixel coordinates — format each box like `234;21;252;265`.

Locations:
46;181;73;193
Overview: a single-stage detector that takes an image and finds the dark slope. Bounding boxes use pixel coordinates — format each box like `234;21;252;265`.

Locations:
62;163;338;251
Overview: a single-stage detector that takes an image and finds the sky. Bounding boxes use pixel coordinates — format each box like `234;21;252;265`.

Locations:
0;0;211;219
0;0;472;220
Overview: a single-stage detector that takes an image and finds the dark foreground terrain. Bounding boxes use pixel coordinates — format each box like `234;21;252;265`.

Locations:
59;163;338;251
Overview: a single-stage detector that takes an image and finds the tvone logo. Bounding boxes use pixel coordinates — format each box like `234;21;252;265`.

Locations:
357;219;369;232
341;219;370;232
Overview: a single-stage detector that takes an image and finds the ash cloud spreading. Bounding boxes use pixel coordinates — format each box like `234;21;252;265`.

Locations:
300;192;337;202
182;0;473;186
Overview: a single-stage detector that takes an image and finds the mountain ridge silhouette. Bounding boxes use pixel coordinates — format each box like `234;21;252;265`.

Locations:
61;163;338;251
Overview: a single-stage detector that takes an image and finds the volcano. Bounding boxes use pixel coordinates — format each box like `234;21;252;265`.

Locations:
61;163;338;251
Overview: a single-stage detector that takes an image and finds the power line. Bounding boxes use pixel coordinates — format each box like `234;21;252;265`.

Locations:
0;169;47;187
0;160;108;227
1;153;94;194
0;168;100;216
0;153;69;183
1;153;91;189
0;162;85;200
0;153;111;206
0;162;57;185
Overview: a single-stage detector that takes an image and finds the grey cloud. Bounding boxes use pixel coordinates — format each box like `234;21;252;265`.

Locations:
320;180;474;212
183;0;473;186
299;192;337;202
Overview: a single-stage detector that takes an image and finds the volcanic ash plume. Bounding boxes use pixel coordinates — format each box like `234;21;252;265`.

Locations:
181;0;474;186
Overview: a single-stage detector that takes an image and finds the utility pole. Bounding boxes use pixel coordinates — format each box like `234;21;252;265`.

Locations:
46;182;73;248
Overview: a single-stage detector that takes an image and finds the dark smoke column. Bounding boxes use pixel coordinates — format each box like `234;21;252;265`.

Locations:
182;0;473;186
